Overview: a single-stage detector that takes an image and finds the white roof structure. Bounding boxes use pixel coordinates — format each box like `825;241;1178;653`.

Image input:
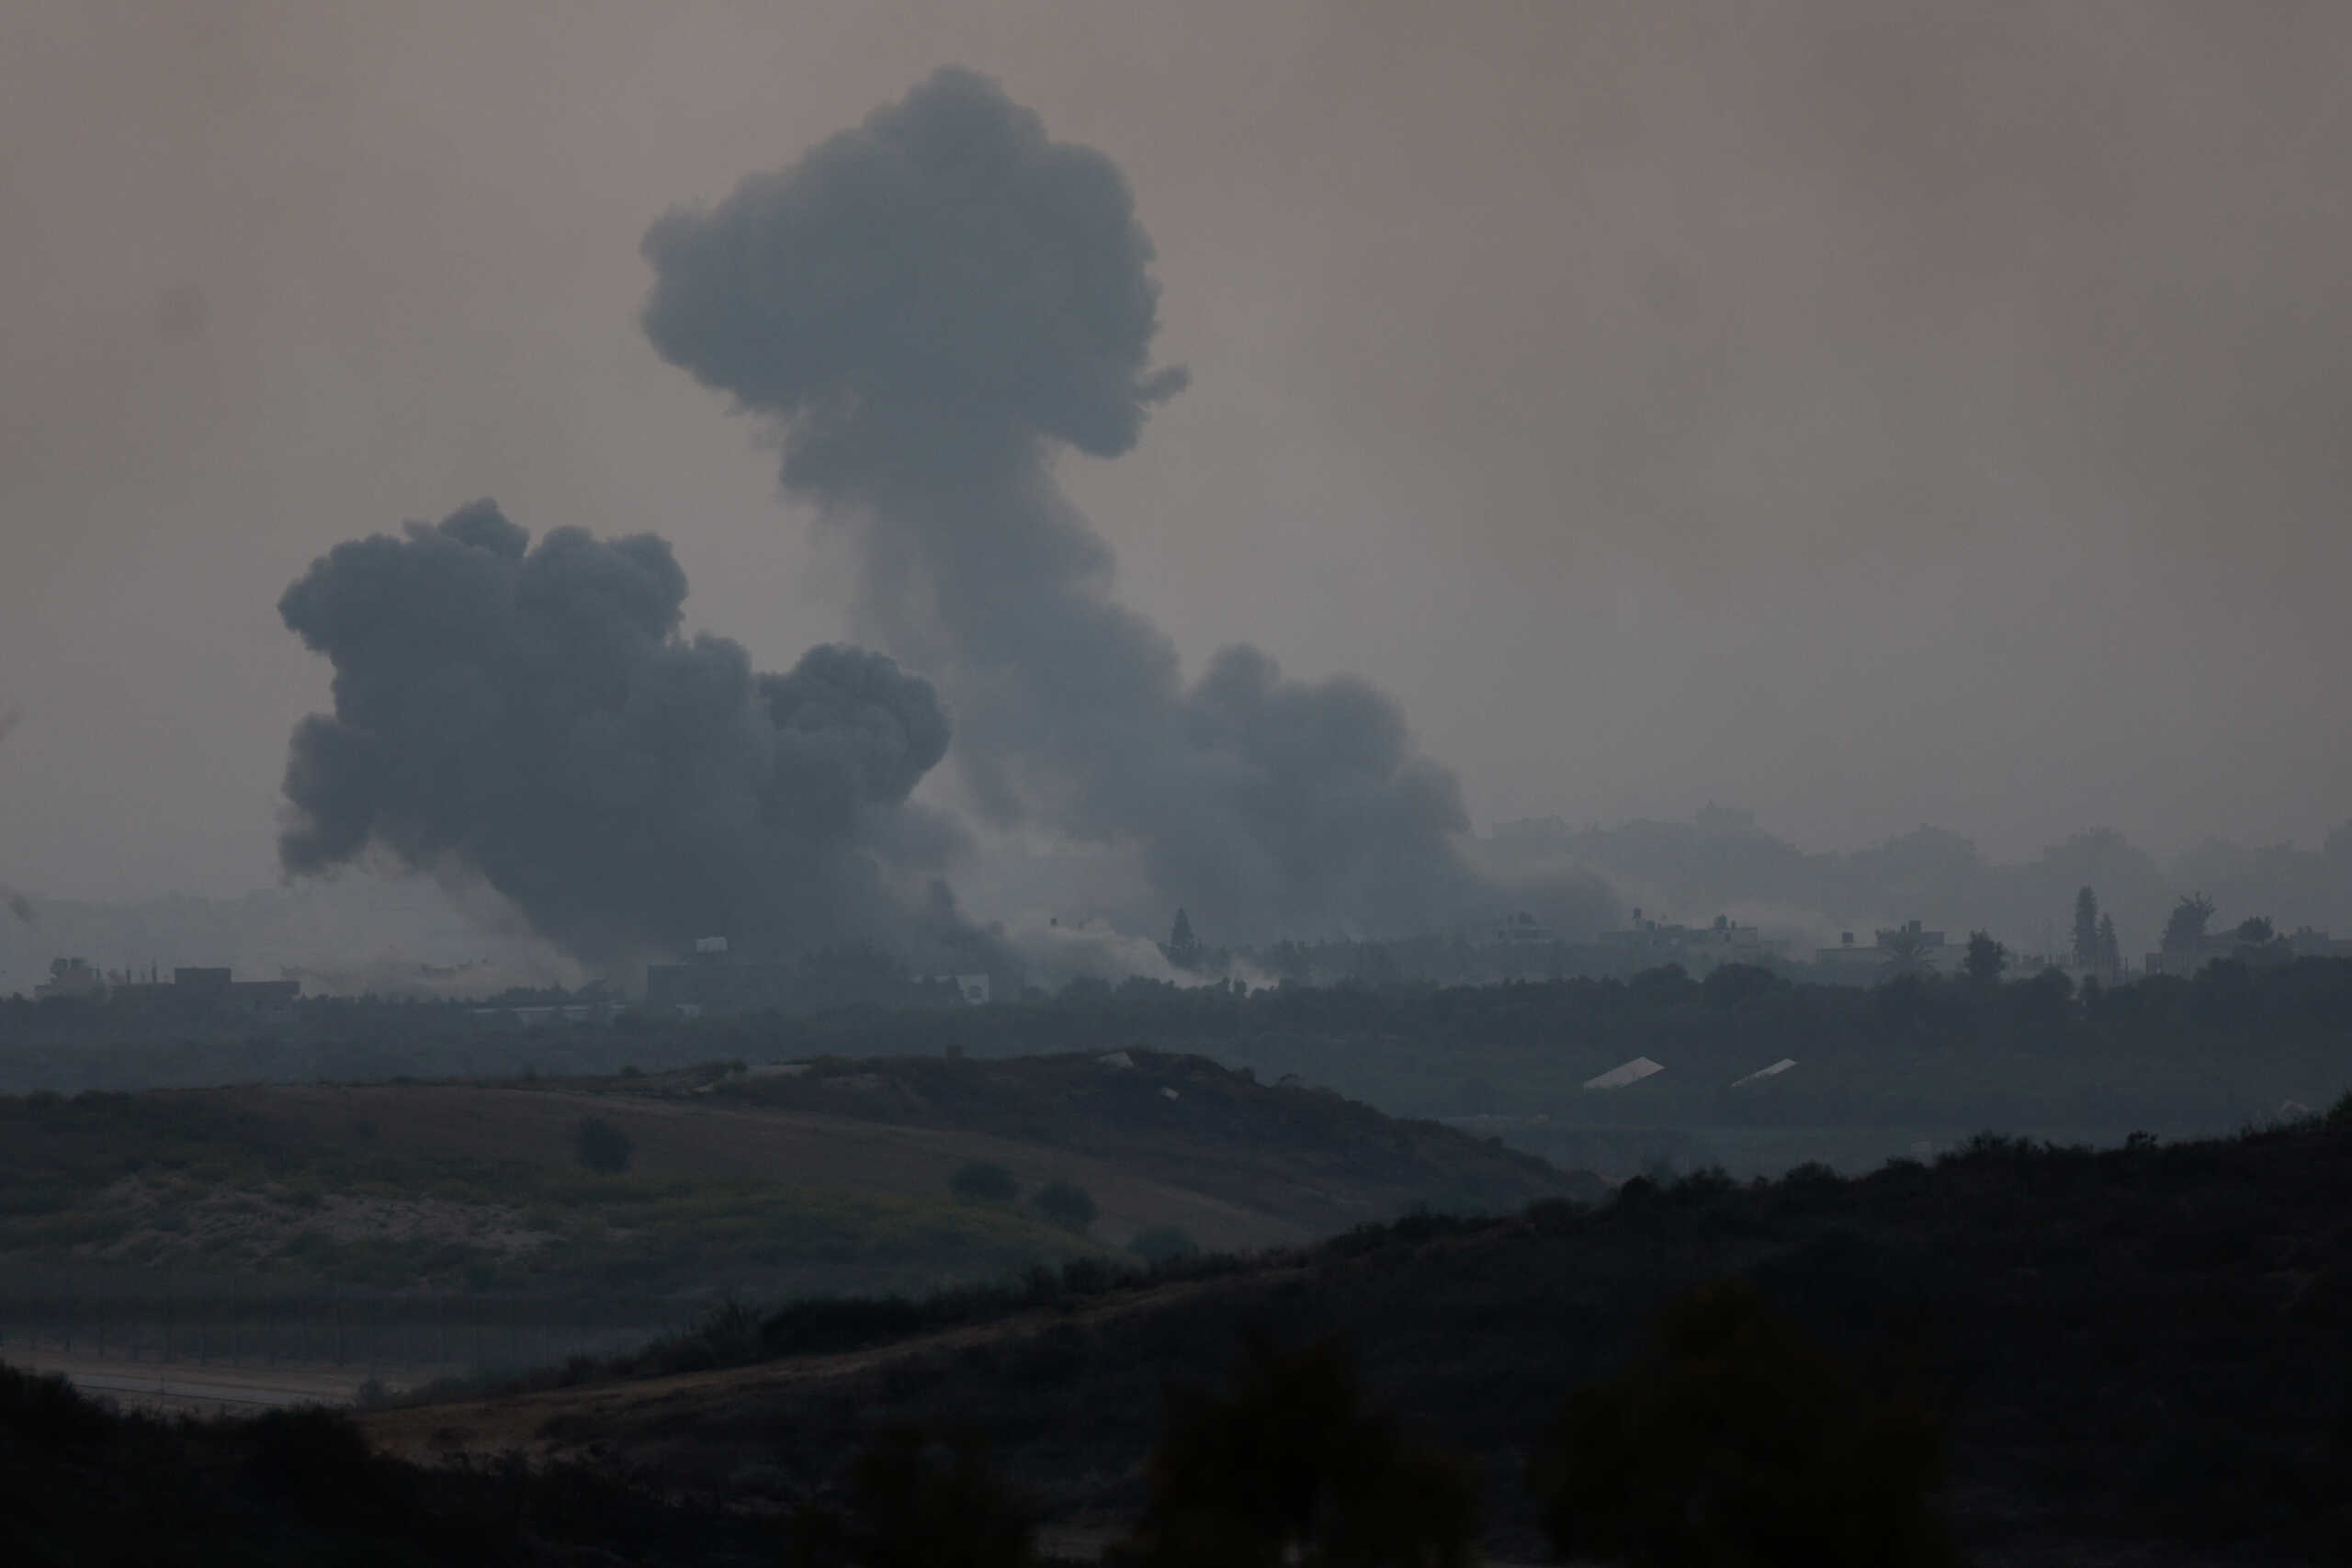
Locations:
1730;1058;1797;1088
1583;1056;1665;1090
1097;1050;1136;1069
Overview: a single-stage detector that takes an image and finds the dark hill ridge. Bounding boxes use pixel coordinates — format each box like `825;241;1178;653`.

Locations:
368;1113;2352;1565
685;1049;1603;1229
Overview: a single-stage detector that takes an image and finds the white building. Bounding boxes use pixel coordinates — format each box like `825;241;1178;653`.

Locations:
1814;920;1967;982
1601;911;1790;975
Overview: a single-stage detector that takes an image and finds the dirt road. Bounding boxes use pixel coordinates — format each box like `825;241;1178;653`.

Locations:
8;1349;421;1416
356;1269;1283;1463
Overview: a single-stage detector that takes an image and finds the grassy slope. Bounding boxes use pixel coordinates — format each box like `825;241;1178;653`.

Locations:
365;1118;2352;1564
694;1050;1595;1228
0;1054;1586;1296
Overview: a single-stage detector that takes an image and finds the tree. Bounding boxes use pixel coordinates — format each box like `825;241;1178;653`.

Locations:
2013;964;2074;1033
2161;892;2217;953
2096;912;2121;978
1032;1179;1097;1233
2070;886;2100;970
1348;942;1401;987
1962;931;2007;988
1879;923;1938;980
952;1160;1020;1205
571;1115;634;1175
1165;908;1203;971
1528;1279;1953;1568
783;1426;1035;1568
1123;1337;1478;1568
1129;1225;1201;1267
1702;963;1779;1010
2233;915;2277;947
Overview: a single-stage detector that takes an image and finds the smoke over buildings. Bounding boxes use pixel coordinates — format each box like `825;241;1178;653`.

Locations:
276;500;970;970
641;67;1494;942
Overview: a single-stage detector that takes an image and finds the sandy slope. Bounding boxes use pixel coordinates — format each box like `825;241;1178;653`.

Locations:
356;1269;1273;1463
232;1082;1315;1254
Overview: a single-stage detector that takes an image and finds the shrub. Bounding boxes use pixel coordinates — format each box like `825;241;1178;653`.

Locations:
1032;1179;1097;1234
784;1426;1035;1568
0;1362;117;1450
573;1115;635;1176
952;1160;1020;1205
1528;1278;1953;1568
1130;1225;1200;1266
1124;1336;1479;1568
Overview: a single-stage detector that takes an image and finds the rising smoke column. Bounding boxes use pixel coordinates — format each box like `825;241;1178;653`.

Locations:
641;67;1480;941
277;500;965;968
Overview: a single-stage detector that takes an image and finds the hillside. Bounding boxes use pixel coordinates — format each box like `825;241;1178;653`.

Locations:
0;1053;1587;1301
362;1113;2352;1564
689;1049;1591;1232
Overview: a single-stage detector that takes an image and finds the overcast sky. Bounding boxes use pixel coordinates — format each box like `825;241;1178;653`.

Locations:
4;0;2348;905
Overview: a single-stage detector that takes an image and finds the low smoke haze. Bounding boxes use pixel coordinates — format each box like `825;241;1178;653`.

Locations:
4;1;2347;959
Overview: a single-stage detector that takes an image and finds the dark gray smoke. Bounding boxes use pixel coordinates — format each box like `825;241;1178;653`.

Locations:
641;67;1486;941
277;500;967;968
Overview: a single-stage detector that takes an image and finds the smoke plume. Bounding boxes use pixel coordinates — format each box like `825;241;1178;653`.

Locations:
277;501;967;968
642;67;1483;941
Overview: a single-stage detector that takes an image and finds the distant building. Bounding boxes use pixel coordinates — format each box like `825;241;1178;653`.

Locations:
644;957;798;1017
1491;911;1557;946
914;972;991;1004
33;957;106;1002
49;960;299;1015
1601;910;1788;975
468;1000;616;1029
1813;920;1965;983
2290;926;2352;959
2144;927;2311;977
644;938;974;1018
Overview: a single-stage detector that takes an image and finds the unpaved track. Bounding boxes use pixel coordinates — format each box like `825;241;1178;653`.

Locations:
357;1269;1293;1463
8;1349;413;1416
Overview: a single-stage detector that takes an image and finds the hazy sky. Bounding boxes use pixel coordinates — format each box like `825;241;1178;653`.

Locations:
4;0;2348;906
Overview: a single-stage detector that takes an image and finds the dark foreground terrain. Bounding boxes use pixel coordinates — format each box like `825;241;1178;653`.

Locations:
10;1109;2352;1565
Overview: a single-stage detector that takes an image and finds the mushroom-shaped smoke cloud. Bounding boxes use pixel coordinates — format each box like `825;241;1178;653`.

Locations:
642;67;1489;942
277;501;966;969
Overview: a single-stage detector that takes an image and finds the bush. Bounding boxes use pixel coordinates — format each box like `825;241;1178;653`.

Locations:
952;1160;1021;1205
784;1426;1035;1568
1124;1337;1479;1568
1129;1225;1200;1267
1528;1278;1953;1568
1032;1179;1097;1234
573;1115;634;1176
